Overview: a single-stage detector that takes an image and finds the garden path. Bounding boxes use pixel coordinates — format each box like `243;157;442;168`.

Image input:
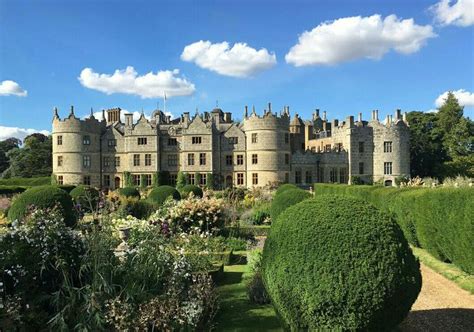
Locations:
399;264;474;331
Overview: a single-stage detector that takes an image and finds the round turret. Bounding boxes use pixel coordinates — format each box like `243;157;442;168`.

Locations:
241;111;291;187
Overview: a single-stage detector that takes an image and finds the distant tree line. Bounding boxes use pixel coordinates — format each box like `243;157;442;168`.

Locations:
0;133;52;178
407;92;473;179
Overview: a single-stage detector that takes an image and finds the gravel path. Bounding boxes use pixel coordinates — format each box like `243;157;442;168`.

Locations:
399;264;474;331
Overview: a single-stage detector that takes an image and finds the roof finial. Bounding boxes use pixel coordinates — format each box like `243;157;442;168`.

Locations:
216;100;219;108
244;105;248;118
53;107;59;118
70;105;74;115
90;107;94;118
252;105;256;115
102;109;106;121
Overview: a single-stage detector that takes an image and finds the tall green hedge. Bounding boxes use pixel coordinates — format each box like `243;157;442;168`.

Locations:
7;185;76;226
0;186;27;195
118;187;140;198
270;188;311;220
0;176;51;186
275;183;298;196
179;184;203;198
314;184;474;274
263;195;421;331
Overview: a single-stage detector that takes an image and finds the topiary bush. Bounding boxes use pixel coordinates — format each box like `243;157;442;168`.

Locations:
148;185;181;205
7;185;76;226
275;183;298;196
180;184;203;199
270;188;311;220
118;187;140;199
70;185;99;212
118;197;156;219
262;195;421;331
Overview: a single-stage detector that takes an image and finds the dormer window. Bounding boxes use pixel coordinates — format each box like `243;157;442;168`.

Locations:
192;136;202;144
138;137;147;145
168;138;177;146
228;137;238;144
83;135;90;145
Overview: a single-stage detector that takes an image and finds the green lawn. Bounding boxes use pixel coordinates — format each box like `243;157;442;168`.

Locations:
214;257;282;331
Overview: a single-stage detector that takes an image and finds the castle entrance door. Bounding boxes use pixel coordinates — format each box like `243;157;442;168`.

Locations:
114;177;121;189
225;175;233;188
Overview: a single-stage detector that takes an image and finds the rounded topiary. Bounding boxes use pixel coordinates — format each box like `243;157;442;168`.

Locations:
118;187;140;198
262;195;421;331
270;188;311;220
180;184;203;199
8;185;76;226
148;185;181;205
70;185;99;211
275;183;298;196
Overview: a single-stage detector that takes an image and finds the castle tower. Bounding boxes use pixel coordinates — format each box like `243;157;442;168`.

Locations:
241;104;291;187
52;106;104;186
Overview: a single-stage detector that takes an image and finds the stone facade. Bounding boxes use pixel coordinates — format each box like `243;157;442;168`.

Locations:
52;104;410;189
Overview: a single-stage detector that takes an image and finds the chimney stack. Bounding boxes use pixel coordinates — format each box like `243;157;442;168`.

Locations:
403;112;407;123
323;111;327;121
347;115;354;127
268;102;272;112
358;112;362;123
244;105;248;118
395;109;401;121
125;113;133;127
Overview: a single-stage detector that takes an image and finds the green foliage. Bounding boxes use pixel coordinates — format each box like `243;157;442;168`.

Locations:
350;175;365;185
70;185;100;212
0;176;51;186
263;195;421;331
0;185;27;195
123;171;133;187
140;174;147;188
1;133;52;179
407;93;473;179
249;202;271;225
0;137;21;175
275;183;297;196
8;185;76;226
315;184;474;274
206;172;215;190
118;197;156;219
57;185;76;193
180;184;203;198
118;187;140;198
154;171;169;186
0;208;85;329
176;171;187;189
148;185;181;205
195;173;202;187
270;188;311;220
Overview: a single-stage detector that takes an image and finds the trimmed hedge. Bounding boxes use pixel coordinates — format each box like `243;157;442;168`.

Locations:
275;183;298;196
70;185;99;212
7;185;76;226
57;185;76;193
270;188;311;220
314;184;474;274
0;176;51;186
118;187;140;198
119;197;156;219
0;185;27;195
180;184;203;198
263;195;421;331
148;185;181;205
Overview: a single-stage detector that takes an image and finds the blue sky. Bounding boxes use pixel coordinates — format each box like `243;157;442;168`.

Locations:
0;0;473;139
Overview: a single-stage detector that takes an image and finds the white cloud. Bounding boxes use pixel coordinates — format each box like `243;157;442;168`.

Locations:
430;0;474;27
0;80;27;97
181;40;277;78
78;66;195;98
0;126;49;142
285;14;436;66
435;89;474;107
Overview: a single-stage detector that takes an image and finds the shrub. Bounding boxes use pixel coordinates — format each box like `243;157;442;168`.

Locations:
180;184;203;199
0;176;51;186
275;183;298;196
70;185;100;212
262;195;421;331
7;185;76;226
250;202;271;225
0;185;27;195
206;173;215;190
247;272;271;305
118;197;156;219
0;207;85;329
148;185;181;205
118;187;140;198
176;171;187;189
270;188;311;220
314;184;474;273
57;185;76;193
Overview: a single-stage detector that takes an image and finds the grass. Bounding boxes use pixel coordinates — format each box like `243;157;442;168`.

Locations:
213;252;282;331
412;246;474;294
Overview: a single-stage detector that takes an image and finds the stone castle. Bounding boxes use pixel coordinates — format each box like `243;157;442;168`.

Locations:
52;103;410;189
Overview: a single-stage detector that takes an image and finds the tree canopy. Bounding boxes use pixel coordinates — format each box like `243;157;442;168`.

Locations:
1;133;52;178
408;92;473;179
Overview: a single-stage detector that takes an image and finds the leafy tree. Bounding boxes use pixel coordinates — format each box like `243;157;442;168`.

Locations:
2;134;52;178
437;92;463;135
0;138;21;174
